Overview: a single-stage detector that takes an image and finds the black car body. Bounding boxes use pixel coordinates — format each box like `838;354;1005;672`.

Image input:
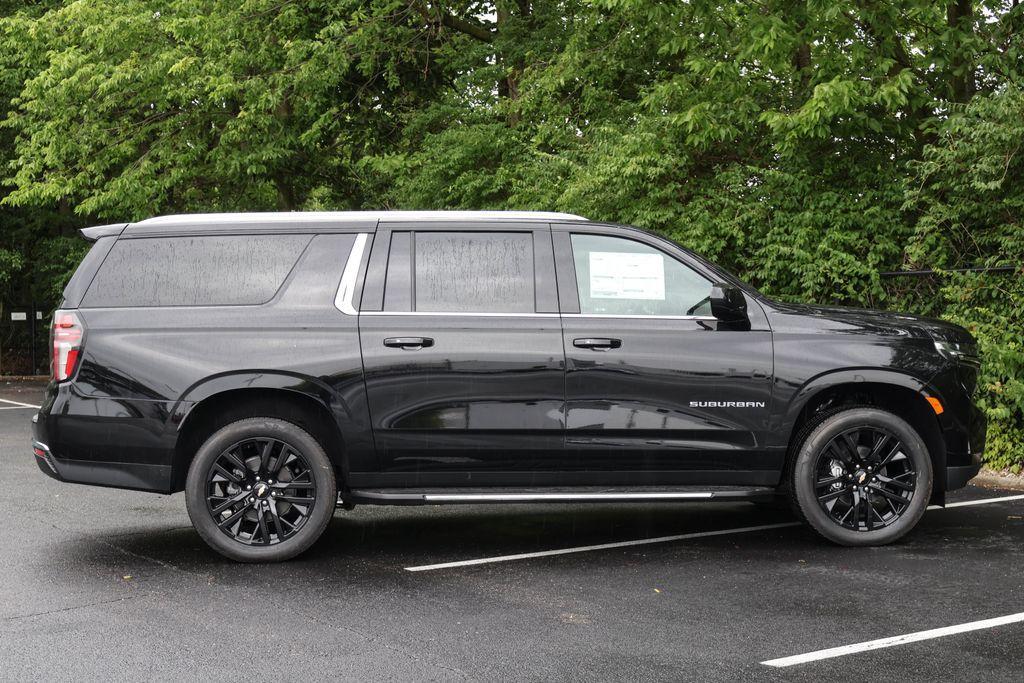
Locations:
32;211;986;561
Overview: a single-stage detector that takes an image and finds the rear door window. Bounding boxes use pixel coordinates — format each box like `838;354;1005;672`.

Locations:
81;234;310;308
385;231;536;313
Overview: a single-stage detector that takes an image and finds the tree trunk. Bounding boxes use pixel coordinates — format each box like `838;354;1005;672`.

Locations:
947;0;976;103
274;96;297;210
496;0;527;123
791;0;812;96
274;175;297;211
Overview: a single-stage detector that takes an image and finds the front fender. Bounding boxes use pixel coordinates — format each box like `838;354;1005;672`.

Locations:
781;367;943;429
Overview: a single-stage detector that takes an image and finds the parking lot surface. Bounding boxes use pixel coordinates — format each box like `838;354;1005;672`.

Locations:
3;381;1023;681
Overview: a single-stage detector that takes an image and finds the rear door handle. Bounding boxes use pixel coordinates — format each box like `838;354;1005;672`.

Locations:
384;337;434;350
573;337;622;351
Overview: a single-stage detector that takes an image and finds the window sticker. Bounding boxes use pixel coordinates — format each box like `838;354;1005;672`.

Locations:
589;252;665;300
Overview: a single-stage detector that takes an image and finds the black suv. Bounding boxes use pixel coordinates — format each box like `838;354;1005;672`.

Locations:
33;211;985;562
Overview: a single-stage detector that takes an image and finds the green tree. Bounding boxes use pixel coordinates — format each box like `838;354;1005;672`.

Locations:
905;88;1024;472
1;0;1022;465
0;0;80;314
2;0;450;219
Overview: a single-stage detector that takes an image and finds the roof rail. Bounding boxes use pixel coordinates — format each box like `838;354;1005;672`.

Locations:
131;211;588;227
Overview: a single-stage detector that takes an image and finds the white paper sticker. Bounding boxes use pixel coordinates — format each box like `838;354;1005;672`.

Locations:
589;252;665;300
9;312;26;321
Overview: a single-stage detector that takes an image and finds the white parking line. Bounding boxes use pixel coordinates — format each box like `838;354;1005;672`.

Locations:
404;522;801;572
0;397;40;409
937;493;1024;508
404;493;1024;572
762;612;1024;667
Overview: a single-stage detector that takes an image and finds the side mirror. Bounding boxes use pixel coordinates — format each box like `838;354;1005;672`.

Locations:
710;283;748;324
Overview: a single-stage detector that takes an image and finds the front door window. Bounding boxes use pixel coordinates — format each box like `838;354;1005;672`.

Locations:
569;234;713;317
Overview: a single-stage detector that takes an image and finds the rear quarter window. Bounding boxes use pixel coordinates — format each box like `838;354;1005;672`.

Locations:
81;234;311;308
61;235;117;308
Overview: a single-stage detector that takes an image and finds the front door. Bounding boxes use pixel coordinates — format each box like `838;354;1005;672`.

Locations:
357;223;566;486
554;226;776;485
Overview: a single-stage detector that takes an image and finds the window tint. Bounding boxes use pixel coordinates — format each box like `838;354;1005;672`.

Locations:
570;234;712;316
62;236;116;308
383;232;412;311
413;232;534;313
82;234;310;308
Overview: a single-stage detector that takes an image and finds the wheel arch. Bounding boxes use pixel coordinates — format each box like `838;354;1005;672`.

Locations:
781;370;947;495
170;372;350;493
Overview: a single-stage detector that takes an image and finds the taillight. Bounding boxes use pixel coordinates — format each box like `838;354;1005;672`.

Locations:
51;310;84;382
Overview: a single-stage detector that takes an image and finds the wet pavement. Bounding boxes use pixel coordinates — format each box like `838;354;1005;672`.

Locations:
2;381;1022;681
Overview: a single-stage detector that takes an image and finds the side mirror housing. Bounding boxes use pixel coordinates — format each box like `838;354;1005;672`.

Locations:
710;283;748;324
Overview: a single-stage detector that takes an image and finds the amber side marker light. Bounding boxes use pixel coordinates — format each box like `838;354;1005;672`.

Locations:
926;396;944;415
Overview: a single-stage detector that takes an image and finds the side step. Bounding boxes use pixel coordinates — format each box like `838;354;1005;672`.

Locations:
343;486;779;506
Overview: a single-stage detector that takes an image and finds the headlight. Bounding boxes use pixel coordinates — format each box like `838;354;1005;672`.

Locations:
933;340;980;366
934;340;962;359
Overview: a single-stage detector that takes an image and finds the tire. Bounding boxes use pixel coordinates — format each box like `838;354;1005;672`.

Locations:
185;417;336;562
790;407;932;546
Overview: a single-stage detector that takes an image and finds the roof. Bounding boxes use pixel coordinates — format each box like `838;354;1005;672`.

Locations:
132;211;588;227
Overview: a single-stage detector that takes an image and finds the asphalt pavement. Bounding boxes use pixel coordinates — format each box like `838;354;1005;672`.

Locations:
2;381;1022;681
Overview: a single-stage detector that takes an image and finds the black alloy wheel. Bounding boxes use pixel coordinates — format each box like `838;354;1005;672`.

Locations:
790;407;933;546
186;418;336;562
813;426;917;532
206;437;317;546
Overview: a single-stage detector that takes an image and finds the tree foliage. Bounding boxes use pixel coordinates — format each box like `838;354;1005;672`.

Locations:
0;1;1022;466
904;90;1024;471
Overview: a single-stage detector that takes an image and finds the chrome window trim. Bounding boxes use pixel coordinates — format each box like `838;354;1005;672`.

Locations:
357;310;716;320
334;233;369;315
360;310;559;318
563;313;717;321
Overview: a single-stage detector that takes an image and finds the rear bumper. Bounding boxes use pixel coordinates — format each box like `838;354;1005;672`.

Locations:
34;445;173;490
32;383;177;493
34;422;173;491
33;439;61;480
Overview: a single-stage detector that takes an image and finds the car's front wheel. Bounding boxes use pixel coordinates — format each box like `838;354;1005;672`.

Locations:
185;417;336;562
790;407;932;546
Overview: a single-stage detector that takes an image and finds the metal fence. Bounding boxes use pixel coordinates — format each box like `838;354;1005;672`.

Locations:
0;303;50;376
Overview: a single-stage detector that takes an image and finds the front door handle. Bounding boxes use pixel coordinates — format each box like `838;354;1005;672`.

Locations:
573;337;622;351
384;336;434;350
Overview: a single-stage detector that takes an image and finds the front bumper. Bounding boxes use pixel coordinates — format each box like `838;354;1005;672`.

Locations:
946;458;982;491
927;357;987;492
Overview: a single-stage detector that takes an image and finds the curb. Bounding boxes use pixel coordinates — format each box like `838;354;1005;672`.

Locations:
972;468;1024;492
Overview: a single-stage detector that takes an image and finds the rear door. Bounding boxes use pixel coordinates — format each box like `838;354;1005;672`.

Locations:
553;224;776;485
357;221;567;486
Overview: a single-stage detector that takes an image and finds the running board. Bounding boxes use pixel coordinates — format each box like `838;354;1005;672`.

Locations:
342;486;779;506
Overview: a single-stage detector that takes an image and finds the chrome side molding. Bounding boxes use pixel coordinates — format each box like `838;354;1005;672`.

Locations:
342;488;778;506
424;492;716;502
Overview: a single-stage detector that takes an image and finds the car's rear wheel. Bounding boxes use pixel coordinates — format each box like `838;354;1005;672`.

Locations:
185;417;336;562
790;407;932;546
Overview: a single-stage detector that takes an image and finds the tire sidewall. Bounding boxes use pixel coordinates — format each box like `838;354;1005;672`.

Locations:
185;418;336;562
793;408;933;546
